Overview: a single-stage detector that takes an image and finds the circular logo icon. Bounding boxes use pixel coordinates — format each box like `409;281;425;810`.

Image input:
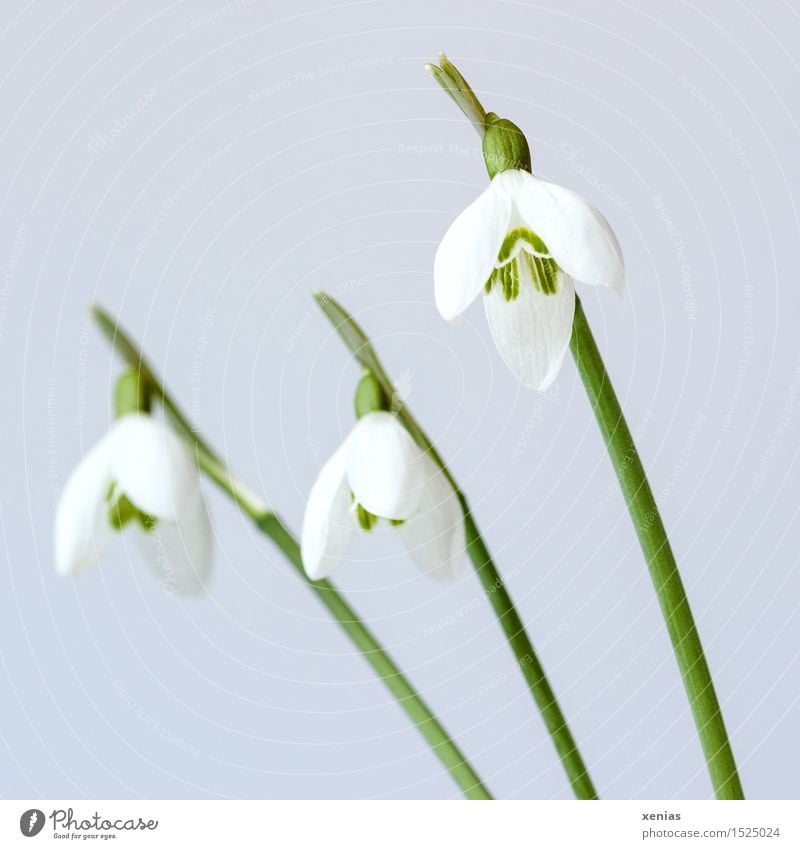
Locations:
19;809;45;837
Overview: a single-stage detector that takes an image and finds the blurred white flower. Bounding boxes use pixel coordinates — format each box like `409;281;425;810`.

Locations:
434;168;624;390
301;411;464;582
55;414;211;595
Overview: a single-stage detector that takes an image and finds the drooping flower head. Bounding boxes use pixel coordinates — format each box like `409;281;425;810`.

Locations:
301;373;464;581
54;371;212;595
429;57;625;391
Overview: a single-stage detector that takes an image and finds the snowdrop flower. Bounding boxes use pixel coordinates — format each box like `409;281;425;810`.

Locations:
434;114;624;391
301;375;464;581
55;394;212;595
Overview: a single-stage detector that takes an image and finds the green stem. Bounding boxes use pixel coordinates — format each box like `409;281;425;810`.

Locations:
91;305;492;801
315;292;598;799
253;513;491;800
570;296;743;799
461;510;597;799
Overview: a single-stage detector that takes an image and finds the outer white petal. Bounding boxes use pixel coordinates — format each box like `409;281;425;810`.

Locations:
434;181;512;320
347;412;426;521
54;433;116;576
498;170;624;292
396;457;465;581
484;270;576;391
301;439;358;581
109;414;201;521
132;491;212;596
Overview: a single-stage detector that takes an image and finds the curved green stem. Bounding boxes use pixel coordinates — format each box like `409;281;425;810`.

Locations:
315;292;598;799
571;297;743;799
461;510;597;799
91;305;492;801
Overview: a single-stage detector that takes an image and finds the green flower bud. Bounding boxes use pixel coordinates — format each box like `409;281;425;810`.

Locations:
114;368;151;418
482;113;532;179
354;371;389;418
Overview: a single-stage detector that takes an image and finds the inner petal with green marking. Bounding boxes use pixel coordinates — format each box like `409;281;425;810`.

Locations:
485;226;560;300
350;492;379;532
106;482;157;532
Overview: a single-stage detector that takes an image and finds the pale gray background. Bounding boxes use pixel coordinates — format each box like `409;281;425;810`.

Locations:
0;0;798;800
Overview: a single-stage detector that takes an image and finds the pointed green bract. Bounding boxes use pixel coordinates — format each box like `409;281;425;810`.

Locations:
425;52;487;136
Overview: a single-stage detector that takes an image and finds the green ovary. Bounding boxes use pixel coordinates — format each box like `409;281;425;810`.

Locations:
485;227;560;300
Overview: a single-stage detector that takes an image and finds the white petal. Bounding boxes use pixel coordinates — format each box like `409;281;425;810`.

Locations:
484;270;576;391
132;490;212;596
434;181;512;320
347;412;426;521
54;433;116;576
396;456;465;581
108;414;201;521
499;170;624;292
301;439;358;581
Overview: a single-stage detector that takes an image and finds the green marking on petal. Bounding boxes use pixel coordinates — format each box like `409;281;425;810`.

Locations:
502;263;513;301
356;502;378;532
485;265;502;296
510;257;520;300
389;518;405;527
496;227;549;265
108;493;157;533
106;481;157;533
523;254;561;296
485;252;560;301
350;491;379;532
106;480;117;503
484;226;560;300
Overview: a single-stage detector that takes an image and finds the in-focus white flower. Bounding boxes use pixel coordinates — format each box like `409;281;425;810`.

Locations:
301;410;464;582
55;413;212;595
434;168;624;390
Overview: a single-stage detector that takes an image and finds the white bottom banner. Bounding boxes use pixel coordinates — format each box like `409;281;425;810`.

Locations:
2;800;796;848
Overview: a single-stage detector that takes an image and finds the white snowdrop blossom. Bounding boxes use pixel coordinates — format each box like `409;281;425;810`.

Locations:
301;411;464;581
434;168;624;390
54;414;212;595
